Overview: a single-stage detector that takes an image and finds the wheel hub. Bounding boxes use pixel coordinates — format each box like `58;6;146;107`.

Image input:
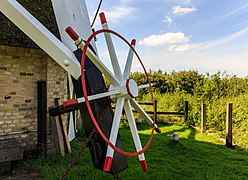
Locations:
109;79;139;101
125;79;139;98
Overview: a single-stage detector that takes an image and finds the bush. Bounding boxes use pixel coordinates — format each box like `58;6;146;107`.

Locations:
131;70;248;148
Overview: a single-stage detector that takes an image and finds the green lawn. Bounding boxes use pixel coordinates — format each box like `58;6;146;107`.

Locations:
15;123;248;179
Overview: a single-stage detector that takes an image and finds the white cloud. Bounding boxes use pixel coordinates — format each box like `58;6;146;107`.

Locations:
139;32;190;46
103;6;136;23
118;28;248;76
163;16;173;24
172;6;196;16
168;43;201;52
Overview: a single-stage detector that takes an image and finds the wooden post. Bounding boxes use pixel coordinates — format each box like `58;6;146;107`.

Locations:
201;103;206;133
184;101;188;122
226;103;233;148
154;100;157;122
37;81;47;157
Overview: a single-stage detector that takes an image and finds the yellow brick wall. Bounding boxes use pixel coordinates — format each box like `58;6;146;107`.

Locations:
0;45;67;152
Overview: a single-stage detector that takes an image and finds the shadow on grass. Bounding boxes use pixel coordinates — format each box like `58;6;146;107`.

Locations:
128;124;248;180
12;123;248;180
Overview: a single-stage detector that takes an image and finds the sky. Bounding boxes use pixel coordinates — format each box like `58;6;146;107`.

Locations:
85;0;248;77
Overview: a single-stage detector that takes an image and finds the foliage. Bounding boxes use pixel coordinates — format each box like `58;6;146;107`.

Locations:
131;70;248;98
131;70;248;148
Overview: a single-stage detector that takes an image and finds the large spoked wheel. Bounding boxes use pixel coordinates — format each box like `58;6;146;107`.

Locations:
65;12;161;172
81;28;160;172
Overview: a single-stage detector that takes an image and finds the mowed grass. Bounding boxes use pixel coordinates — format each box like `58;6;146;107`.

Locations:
15;123;248;179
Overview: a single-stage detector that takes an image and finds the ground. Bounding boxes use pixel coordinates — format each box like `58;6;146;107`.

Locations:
0;173;40;180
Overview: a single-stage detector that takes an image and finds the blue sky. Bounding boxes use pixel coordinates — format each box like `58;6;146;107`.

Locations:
85;0;248;77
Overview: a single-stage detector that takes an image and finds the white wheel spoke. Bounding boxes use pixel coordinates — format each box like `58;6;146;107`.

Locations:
79;90;120;102
80;41;120;86
63;89;121;106
100;13;122;81
138;83;156;89
65;27;120;86
124;100;145;161
130;99;159;129
104;97;125;171
123;39;136;80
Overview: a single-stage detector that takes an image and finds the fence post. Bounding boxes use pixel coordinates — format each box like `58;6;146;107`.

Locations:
201;103;206;133
226;103;233;148
154;100;157;122
184;101;188;122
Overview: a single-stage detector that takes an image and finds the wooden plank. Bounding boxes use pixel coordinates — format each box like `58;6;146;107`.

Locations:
55;116;65;156
51;114;65;156
132;110;185;115
137;102;153;105
53;98;65;156
50;115;60;153
59;115;72;153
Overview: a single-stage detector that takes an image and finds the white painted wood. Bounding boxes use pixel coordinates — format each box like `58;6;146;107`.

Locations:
67;74;76;142
138;83;156;89
51;0;97;52
75;89;120;103
101;22;122;81
124;100;145;161
106;97;125;157
138;84;149;89
51;0;96;141
75;38;120;86
0;0;81;79
68;74;75;99
127;79;139;98
123;43;135;80
68;112;76;142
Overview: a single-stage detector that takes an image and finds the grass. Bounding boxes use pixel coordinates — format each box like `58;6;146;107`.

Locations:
14;122;248;179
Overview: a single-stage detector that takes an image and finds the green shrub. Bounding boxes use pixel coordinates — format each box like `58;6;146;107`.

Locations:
131;70;248;148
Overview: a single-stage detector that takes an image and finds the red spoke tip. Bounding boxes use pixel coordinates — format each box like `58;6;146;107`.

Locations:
131;39;136;45
99;12;107;24
63;99;78;106
155;127;161;133
103;157;113;172
140;160;148;172
65;26;79;41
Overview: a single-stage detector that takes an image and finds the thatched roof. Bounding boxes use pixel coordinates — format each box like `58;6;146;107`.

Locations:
0;0;60;48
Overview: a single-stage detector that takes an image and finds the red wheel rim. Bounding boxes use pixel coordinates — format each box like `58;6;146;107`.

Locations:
81;29;156;157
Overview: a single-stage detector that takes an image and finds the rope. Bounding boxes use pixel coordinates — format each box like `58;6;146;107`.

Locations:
91;0;103;27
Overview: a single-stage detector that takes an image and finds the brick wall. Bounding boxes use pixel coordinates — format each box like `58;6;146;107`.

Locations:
0;45;67;152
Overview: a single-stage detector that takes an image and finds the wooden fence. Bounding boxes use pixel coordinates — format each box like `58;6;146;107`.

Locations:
200;102;233;148
133;101;189;122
